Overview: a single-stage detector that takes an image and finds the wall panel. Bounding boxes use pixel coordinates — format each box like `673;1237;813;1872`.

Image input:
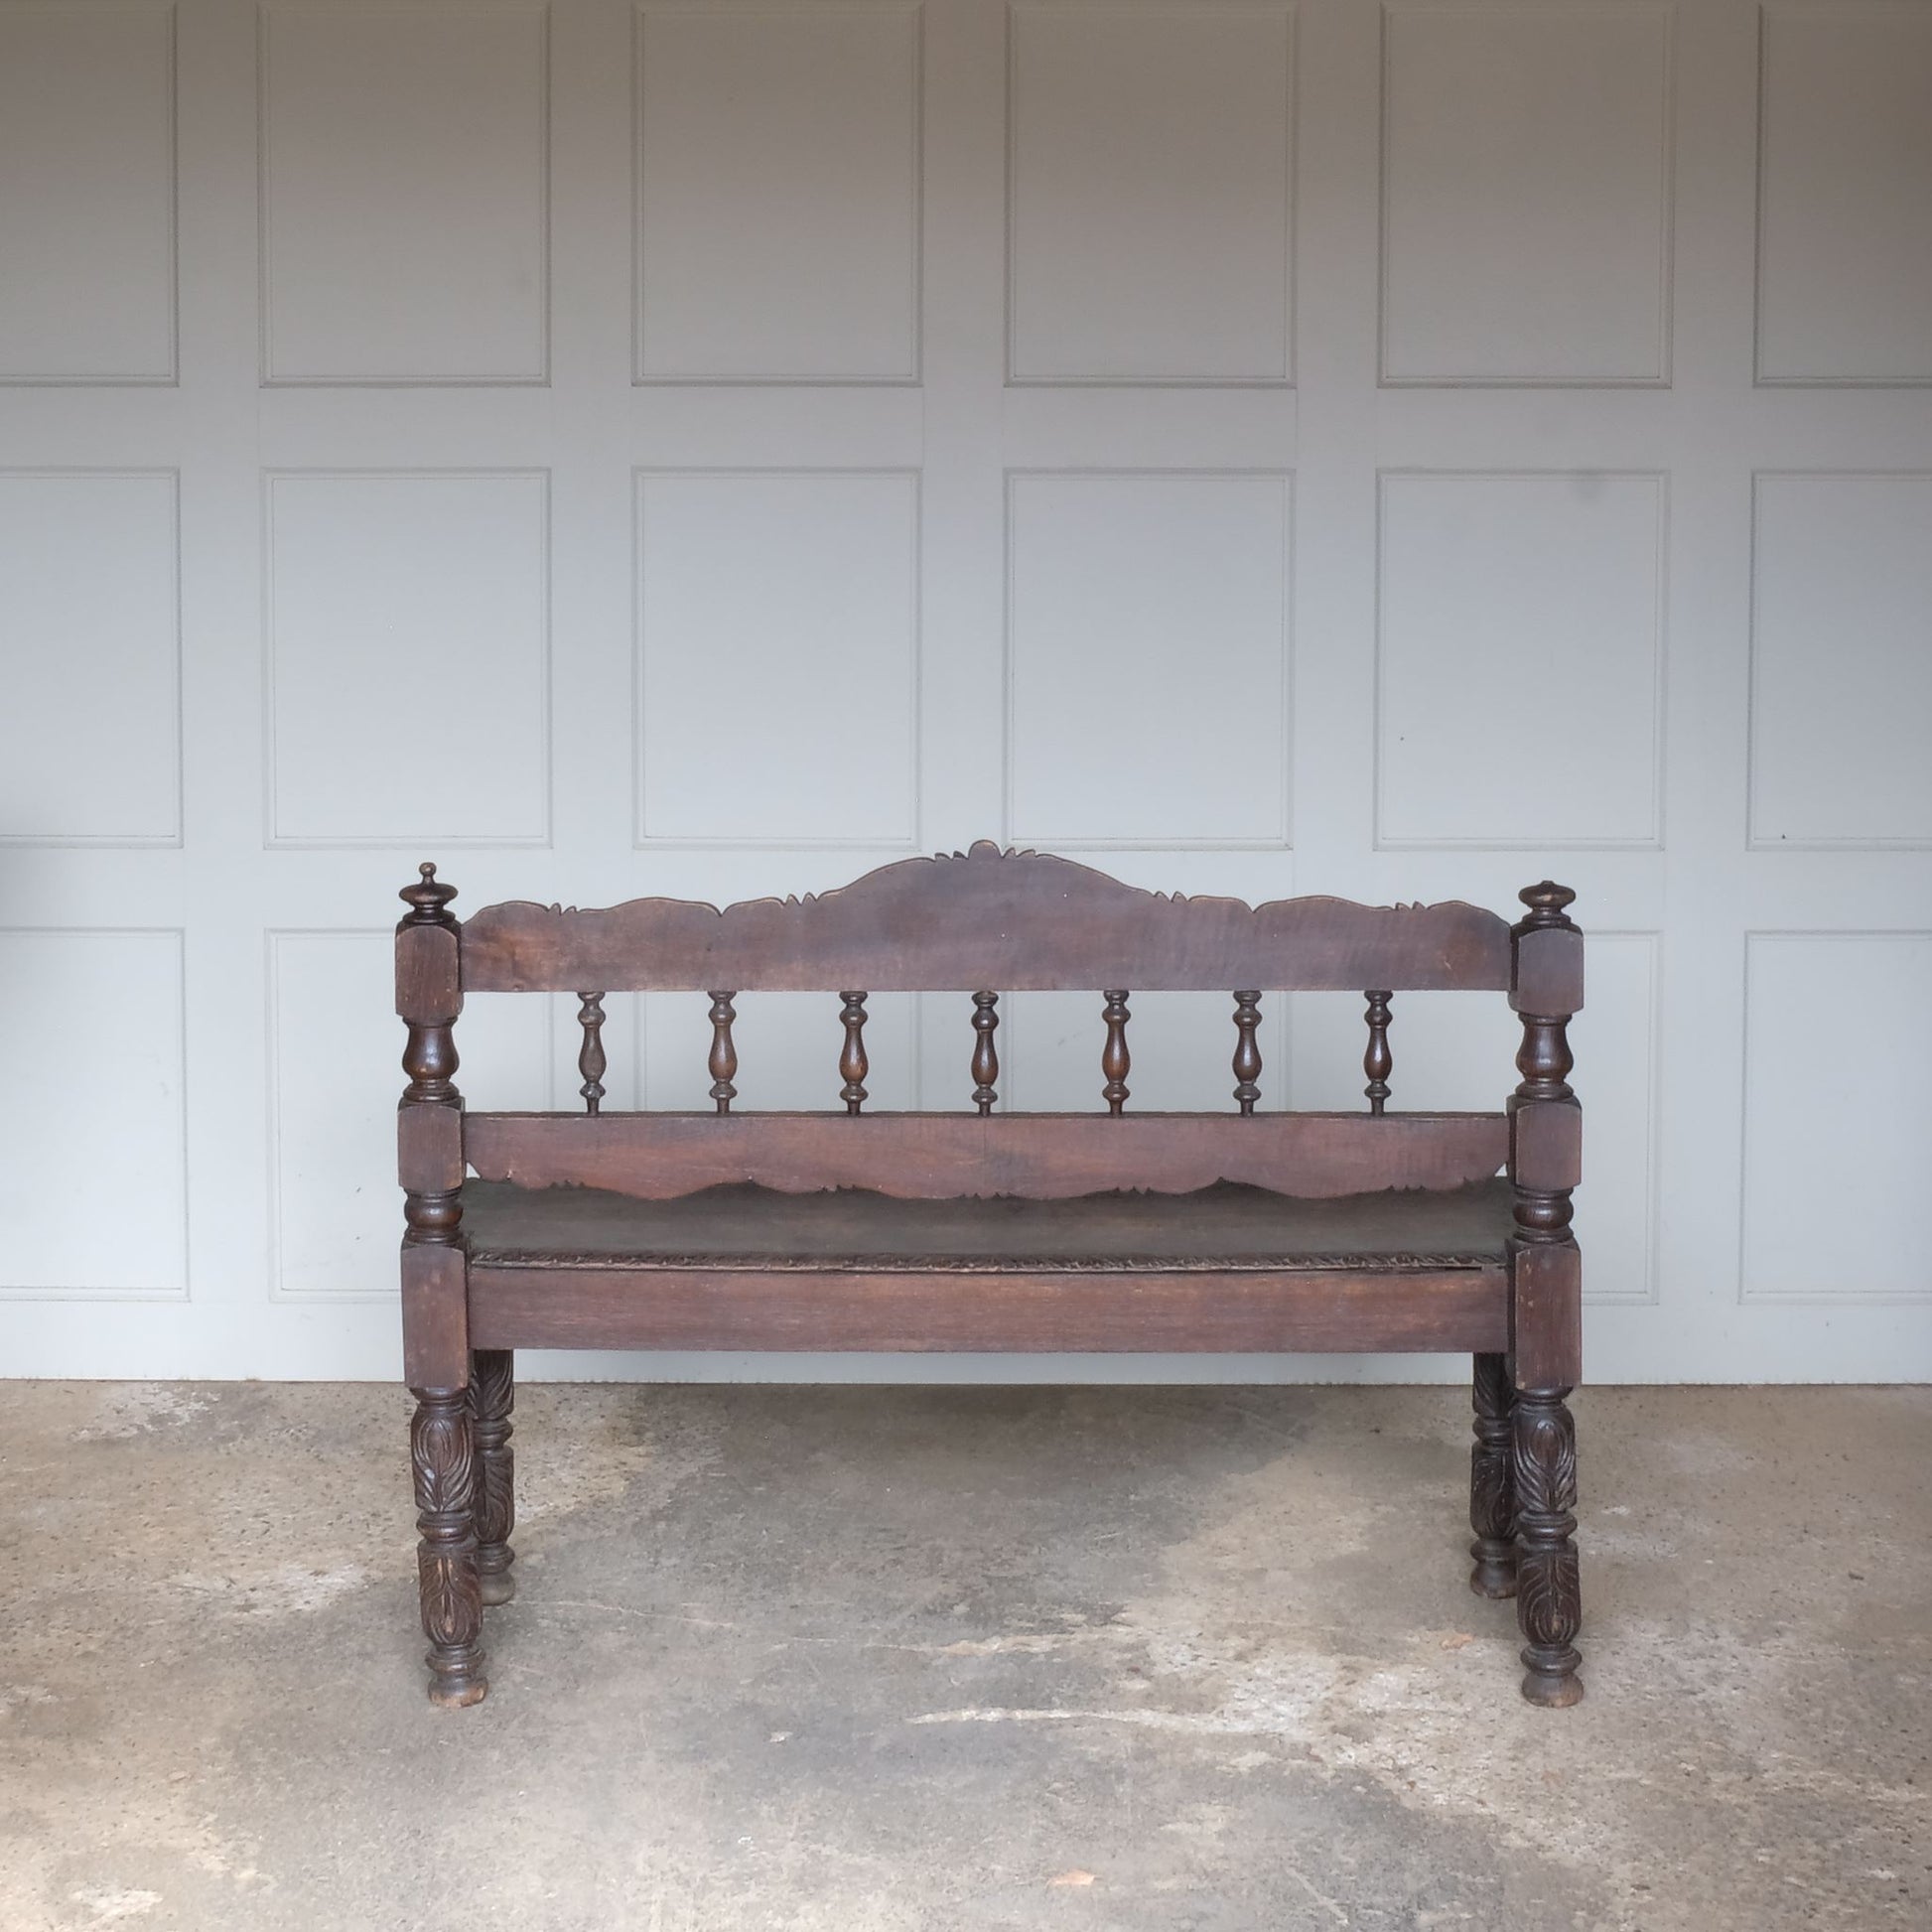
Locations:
1;0;1927;1382
1381;4;1671;385
0;4;176;382
634;4;922;381
0;930;188;1298
260;3;549;382
265;471;551;846
1008;2;1294;383
1006;471;1291;847
0;472;181;845
1376;472;1665;848
1749;474;1932;848
1756;8;1932;384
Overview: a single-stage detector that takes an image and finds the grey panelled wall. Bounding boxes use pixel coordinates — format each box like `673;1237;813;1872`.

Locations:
0;0;1929;1380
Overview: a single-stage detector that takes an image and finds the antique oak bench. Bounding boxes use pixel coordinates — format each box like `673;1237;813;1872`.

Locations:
396;844;1585;1710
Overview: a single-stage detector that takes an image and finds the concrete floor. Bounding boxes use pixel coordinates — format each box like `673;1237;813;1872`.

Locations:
0;1384;1925;1932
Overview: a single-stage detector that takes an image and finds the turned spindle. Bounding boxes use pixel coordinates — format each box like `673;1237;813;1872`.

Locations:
971;990;999;1114
708;992;738;1114
1509;879;1585;1707
1510;883;1579;1247
1101;990;1131;1115
576;993;606;1114
397;863;462;1252
839;991;869;1114
1363;990;1393;1115
1231;992;1262;1115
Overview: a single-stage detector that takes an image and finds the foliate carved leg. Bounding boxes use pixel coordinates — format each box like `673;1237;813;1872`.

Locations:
1513;1387;1583;1708
411;1387;486;1708
1468;1352;1518;1599
472;1349;516;1607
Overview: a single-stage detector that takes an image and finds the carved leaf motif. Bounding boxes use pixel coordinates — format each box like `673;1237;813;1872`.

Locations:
418;1549;481;1648
1469;1446;1513;1542
411;1406;477;1515
1517;1547;1582;1649
473;1350;515;1421
478;1443;515;1548
1512;1410;1577;1517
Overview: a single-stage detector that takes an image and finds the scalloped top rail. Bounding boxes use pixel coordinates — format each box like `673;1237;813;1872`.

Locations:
457;844;1514;994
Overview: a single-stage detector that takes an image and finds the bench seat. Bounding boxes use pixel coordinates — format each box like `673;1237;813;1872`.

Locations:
462;1176;1515;1273
460;1178;1513;1360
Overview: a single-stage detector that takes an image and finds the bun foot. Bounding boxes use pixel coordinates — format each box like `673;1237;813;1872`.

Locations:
1520;1648;1584;1707
1468;1549;1518;1599
427;1661;488;1710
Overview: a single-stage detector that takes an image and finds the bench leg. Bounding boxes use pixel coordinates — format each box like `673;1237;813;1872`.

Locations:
411;1386;487;1707
472;1349;516;1607
1468;1351;1518;1598
1513;1387;1583;1707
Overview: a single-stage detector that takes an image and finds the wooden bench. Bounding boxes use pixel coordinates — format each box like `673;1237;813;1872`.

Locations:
396;843;1585;1711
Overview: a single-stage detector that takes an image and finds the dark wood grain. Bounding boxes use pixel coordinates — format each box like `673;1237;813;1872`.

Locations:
1468;1351;1517;1599
1514;1386;1583;1706
397;866;470;1393
410;1386;485;1708
469;1263;1508;1355
459;842;1514;994
970;990;999;1114
1363;990;1393;1115
1101;990;1131;1115
707;992;737;1114
458;1176;1514;1269
463;1109;1510;1202
838;992;868;1115
576;993;606;1115
1505;881;1585;1707
1231;991;1262;1114
398;852;1583;1713
470;1349;515;1607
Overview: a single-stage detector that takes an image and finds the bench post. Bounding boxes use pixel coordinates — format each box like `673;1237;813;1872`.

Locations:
1507;881;1584;1707
397;864;486;1707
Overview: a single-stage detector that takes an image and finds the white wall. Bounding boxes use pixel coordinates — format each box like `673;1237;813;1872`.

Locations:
1;0;1928;1383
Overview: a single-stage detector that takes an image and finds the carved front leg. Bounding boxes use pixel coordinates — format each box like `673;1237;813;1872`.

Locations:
1468;1352;1517;1598
412;1387;486;1707
1513;1387;1583;1707
472;1350;516;1607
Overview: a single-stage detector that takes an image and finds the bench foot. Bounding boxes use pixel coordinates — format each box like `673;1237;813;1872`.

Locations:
1467;1351;1518;1598
1513;1386;1583;1707
412;1386;488;1707
473;1349;516;1607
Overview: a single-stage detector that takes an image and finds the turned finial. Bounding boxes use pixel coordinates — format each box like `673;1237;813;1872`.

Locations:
1517;881;1577;931
399;861;458;927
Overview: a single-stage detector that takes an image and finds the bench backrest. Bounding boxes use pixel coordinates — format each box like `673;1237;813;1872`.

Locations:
457;841;1514;993
396;843;1583;1205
